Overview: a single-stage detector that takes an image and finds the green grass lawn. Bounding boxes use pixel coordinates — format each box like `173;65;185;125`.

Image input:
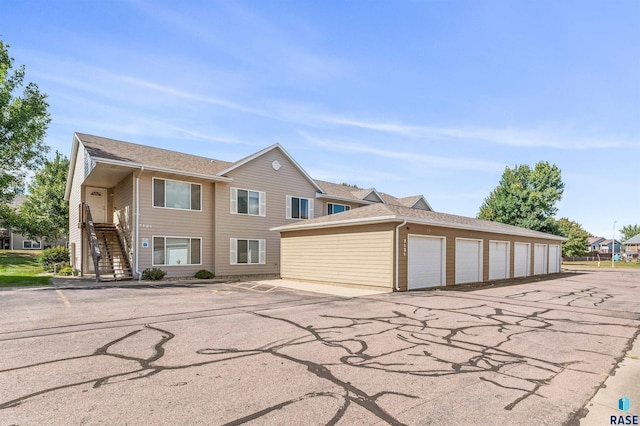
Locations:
0;250;52;287
563;260;640;270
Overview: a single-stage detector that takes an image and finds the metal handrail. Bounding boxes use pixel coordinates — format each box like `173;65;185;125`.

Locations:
83;203;102;282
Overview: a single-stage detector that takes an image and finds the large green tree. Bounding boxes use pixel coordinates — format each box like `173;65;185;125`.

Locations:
619;224;640;242
9;152;69;242
0;40;51;205
478;161;564;234
555;217;589;257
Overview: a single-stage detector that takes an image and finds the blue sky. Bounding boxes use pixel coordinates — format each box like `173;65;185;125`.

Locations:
2;0;639;238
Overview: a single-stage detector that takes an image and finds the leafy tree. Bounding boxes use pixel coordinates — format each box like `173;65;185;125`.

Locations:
619;224;640;242
556;217;589;257
340;182;361;189
10;152;69;241
0;40;51;205
478;161;564;234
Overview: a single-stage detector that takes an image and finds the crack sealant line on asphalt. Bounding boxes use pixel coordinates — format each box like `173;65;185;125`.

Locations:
0;295;344;342
403;291;640;321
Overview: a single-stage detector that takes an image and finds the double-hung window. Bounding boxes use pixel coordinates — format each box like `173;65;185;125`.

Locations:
153;237;201;266
286;196;314;220
230;238;265;264
153;178;201;210
327;203;351;215
230;188;266;216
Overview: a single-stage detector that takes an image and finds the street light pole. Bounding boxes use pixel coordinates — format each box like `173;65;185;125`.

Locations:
612;220;617;269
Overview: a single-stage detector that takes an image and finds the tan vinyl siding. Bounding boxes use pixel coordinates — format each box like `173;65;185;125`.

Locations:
280;224;394;288
113;174;134;266
214;149;319;276
137;173;215;278
68;144;86;268
397;224;562;290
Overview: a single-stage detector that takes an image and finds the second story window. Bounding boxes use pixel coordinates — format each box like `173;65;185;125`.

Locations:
153;178;201;211
286;196;314;220
230;188;266;216
327;203;351;215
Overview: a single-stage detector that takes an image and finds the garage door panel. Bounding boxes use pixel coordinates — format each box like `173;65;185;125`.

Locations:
408;235;445;289
534;244;548;275
455;239;483;284
548;245;560;273
514;243;530;278
489;241;509;280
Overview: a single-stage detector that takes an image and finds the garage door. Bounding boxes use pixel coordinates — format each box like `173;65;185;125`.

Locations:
455;239;483;284
408;235;445;289
514;243;530;278
548;245;560;273
534;244;548;275
489;241;509;280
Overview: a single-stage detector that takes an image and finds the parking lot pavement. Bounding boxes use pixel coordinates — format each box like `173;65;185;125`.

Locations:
0;270;638;425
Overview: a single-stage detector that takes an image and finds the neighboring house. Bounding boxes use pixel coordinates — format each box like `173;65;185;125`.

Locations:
598;239;621;254
0;195;66;250
63;133;434;282
623;233;640;259
587;237;605;253
64;132;566;288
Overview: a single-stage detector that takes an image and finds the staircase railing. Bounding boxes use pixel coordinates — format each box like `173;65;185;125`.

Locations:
82;203;102;282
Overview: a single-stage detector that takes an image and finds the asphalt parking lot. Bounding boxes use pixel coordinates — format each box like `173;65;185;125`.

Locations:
0;270;639;425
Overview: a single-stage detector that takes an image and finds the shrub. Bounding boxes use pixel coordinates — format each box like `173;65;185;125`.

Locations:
38;247;70;272
57;266;74;276
142;267;166;281
194;269;214;279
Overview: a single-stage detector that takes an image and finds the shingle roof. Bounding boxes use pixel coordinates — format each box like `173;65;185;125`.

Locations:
272;203;566;241
588;237;604;244
625;234;640;244
315;181;431;210
76;133;234;176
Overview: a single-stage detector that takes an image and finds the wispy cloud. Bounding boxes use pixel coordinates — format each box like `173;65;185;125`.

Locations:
319;116;639;150
300;132;503;173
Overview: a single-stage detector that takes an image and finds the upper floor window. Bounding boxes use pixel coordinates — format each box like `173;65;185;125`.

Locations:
327;203;351;215
153;178;201;211
286;196;314;220
230;188;266;216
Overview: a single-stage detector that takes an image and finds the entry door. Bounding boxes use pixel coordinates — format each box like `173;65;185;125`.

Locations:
455;239;483;284
514;243;531;277
86;187;108;223
408;235;445;290
489;241;509;280
548;245;560;273
534;244;548;275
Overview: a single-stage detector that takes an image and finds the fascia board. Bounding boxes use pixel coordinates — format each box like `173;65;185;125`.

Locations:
315;193;375;205
271;216;401;232
64;134;81;201
91;157;234;182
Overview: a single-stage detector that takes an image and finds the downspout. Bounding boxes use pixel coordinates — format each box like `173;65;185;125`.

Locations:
135;167;145;280
395;219;407;292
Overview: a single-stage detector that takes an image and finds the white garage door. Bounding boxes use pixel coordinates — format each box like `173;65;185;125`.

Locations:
408;235;445;290
534;244;548;275
514;243;530;278
455;239;483;284
548;245;560;273
489;241;509;280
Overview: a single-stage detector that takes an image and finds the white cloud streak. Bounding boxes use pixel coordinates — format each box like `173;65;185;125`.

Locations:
319;116;639;150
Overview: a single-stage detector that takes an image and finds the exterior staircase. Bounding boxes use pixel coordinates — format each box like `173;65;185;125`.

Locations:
94;224;133;281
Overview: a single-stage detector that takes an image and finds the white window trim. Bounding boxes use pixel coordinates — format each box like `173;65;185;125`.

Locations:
327;202;351;215
152;235;203;266
23;240;41;249
286;195;314;220
230;187;266;217
230;238;266;265
152;177;203;212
